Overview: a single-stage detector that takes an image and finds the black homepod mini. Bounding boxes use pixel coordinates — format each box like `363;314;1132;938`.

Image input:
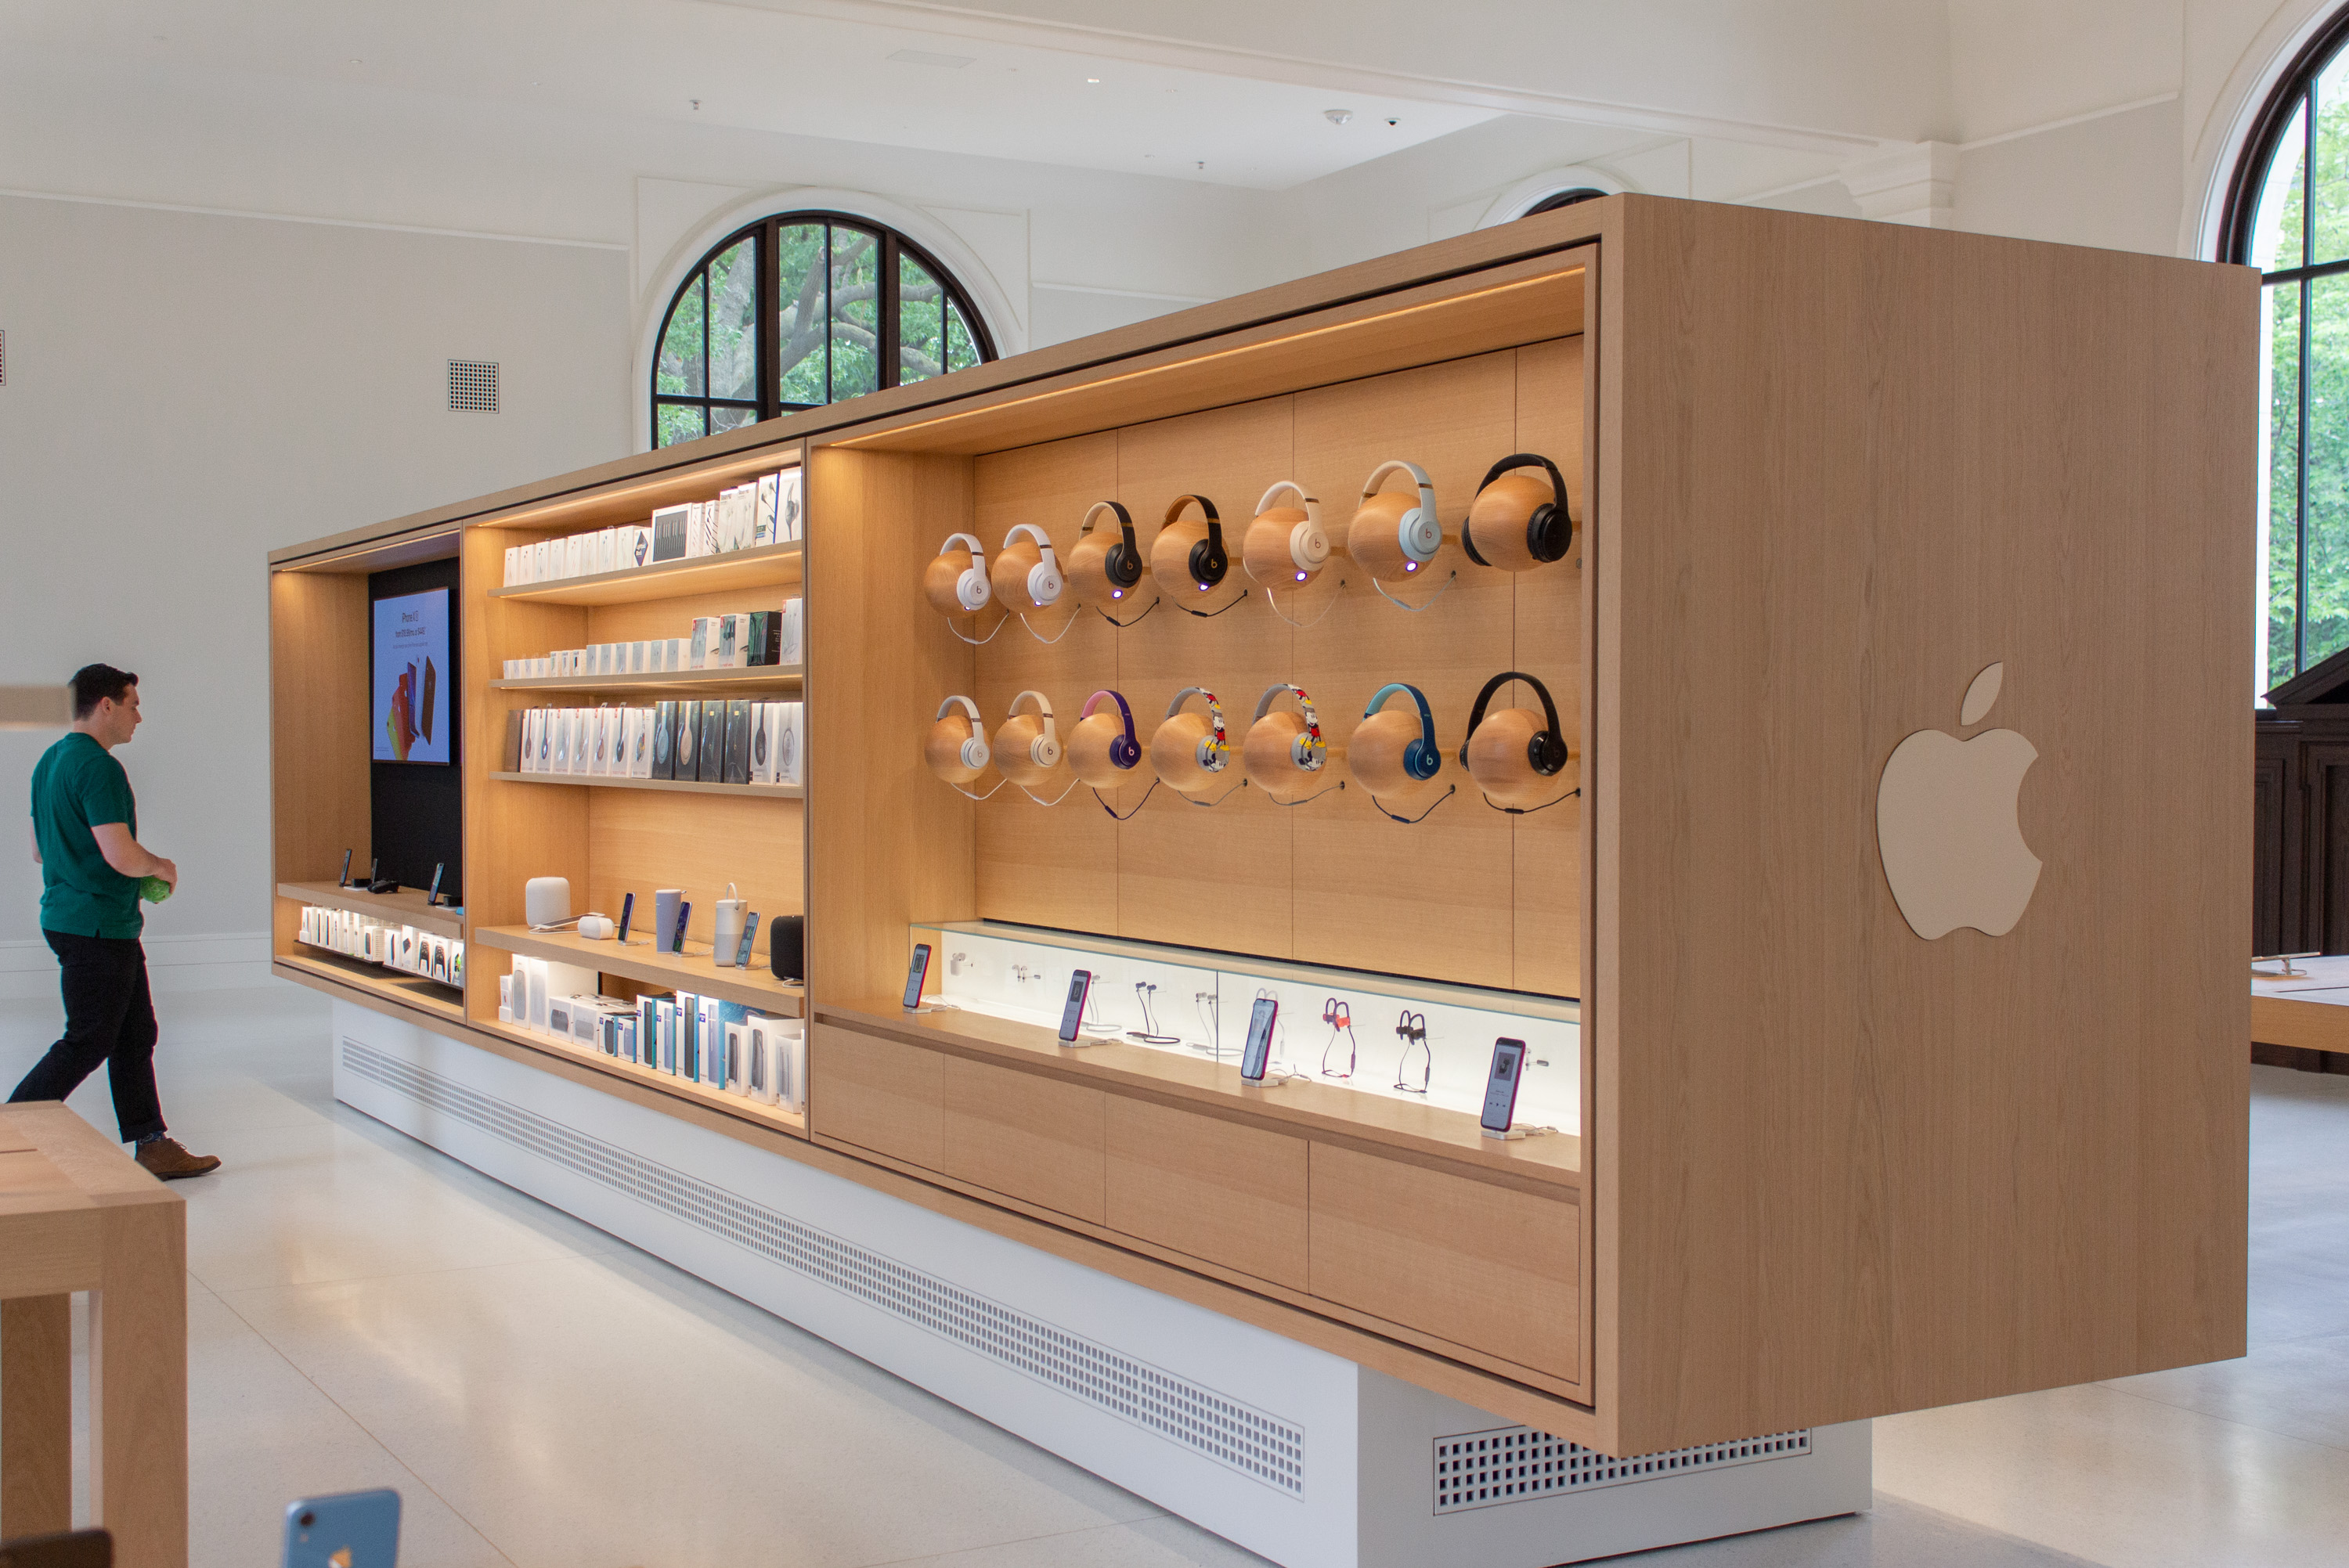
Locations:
770;914;806;984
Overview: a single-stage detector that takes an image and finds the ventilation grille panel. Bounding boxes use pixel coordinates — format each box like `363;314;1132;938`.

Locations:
2;329;8;385
340;1039;1304;1494
1434;1426;1810;1514
447;359;498;412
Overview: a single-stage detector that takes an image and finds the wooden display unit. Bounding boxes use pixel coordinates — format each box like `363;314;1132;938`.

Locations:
268;196;2254;1457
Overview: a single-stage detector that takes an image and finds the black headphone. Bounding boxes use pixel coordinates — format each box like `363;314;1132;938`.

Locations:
1081;500;1146;595
1166;494;1228;591
1081;690;1142;770
1463;453;1573;568
1365;683;1442;781
1460;671;1570;776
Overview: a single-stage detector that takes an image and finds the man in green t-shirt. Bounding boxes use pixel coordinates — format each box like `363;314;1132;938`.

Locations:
8;665;219;1178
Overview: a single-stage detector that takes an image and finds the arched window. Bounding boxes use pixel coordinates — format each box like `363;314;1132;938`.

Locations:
1521;188;1608;217
2225;11;2349;690
651;212;995;448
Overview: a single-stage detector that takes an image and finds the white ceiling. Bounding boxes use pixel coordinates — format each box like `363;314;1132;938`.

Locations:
0;0;1506;190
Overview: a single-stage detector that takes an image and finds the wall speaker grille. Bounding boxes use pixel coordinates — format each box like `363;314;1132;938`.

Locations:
447;359;498;411
341;1038;1304;1494
1433;1425;1811;1514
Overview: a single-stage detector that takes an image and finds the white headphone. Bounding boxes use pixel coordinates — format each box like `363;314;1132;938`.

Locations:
1002;524;1064;606
938;532;990;611
935;696;990;771
1009;690;1062;767
1361;460;1442;566
1255;481;1330;579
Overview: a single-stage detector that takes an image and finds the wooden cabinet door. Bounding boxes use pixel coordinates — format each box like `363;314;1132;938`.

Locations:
1308;1142;1579;1381
1105;1098;1308;1289
940;1056;1106;1223
810;1024;943;1168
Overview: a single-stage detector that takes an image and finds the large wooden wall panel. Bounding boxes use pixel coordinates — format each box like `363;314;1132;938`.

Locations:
269;571;374;889
1597;198;2253;1453
585;791;804;961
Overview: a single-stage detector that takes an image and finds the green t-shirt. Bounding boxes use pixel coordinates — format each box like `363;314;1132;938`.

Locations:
31;732;141;939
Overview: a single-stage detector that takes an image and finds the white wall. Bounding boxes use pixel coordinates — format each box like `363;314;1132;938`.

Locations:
0;194;630;971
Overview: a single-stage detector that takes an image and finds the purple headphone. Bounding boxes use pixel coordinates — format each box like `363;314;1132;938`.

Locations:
1081;690;1142;770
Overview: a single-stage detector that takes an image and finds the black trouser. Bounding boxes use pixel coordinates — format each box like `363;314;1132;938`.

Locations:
6;930;167;1144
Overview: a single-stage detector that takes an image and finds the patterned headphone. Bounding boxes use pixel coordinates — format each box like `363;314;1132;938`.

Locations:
1166;494;1229;591
1364;683;1442;780
1460;671;1570;775
1252;683;1325;771
936;532;990;611
1081;501;1145;597
1167;687;1229;772
933;695;990;772
1081;690;1142;770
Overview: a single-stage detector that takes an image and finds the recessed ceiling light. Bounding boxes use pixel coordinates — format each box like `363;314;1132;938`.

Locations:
889;48;975;68
1325;108;1353;125
1086;77;1101;84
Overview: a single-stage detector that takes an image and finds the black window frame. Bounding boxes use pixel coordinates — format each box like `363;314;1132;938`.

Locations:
651;210;998;447
2224;8;2349;685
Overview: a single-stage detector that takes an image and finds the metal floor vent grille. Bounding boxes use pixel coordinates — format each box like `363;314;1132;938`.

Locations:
447;359;498;411
1434;1425;1811;1514
341;1040;1304;1494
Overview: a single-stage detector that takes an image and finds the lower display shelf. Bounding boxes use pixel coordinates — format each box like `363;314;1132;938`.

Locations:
489;771;803;799
276;950;466;1023
474;1016;807;1137
475;925;805;1015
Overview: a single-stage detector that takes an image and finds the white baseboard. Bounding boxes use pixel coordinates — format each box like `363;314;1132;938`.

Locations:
0;931;273;998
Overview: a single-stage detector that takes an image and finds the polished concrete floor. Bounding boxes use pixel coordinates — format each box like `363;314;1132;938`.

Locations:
4;983;2346;1568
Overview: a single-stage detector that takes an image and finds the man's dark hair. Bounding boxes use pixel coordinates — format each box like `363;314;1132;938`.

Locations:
70;664;139;719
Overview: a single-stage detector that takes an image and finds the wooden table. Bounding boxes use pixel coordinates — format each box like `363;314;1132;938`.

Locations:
0;1103;186;1566
2252;955;2349;1060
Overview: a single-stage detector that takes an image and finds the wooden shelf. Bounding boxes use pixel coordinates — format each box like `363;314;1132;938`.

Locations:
276;950;466;1023
489;772;803;799
489;542;803;607
490;665;803;694
476;1016;806;1137
474;924;804;1015
818;997;1579;1189
279;881;464;939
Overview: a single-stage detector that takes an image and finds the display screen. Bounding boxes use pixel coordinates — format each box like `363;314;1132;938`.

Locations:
1058;970;1092;1042
1481;1037;1527;1132
903;944;933;1010
372;588;451;763
1242;997;1278;1082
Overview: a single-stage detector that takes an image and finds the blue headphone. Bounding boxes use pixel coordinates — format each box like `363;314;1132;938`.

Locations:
1363;683;1442;781
1081;689;1142;770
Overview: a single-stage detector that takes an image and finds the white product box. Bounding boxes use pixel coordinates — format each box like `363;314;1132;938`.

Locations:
532;540;552;581
749;701;776;785
504;546;521;586
776;468;803;541
774;701;804;786
696;501;720;558
699;998;725;1086
520;709;541;773
561;535;582;579
723;1022;749;1094
754;475;778;546
667;637;687;671
723;613;749;668
688;618;711;669
630;640;648;673
630;708;655;777
551;708;573;773
778;599;803;665
622;525;651;571
597;527;620;575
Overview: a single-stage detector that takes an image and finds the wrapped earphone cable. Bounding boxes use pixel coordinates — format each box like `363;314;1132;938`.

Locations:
1091;597;1160;629
1264;580;1344;629
1371;571;1457;614
1179;589;1252;619
1481;787;1579;815
1092;779;1160;820
1369;784;1455;824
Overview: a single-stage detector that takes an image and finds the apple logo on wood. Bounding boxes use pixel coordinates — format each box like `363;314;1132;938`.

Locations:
1876;662;2042;939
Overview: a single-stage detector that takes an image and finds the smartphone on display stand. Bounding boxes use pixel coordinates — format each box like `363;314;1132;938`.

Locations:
338;849;352;889
428;863;446;907
672;900;692;957
902;943;933;1011
1240;996;1279;1083
281;1488;401;1568
1481;1037;1528;1136
735;912;760;969
1058;969;1094;1043
616;892;635;945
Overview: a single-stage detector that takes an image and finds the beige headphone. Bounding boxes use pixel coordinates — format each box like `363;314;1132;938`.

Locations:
1243;481;1331;586
1348;461;1442;582
993;690;1063;787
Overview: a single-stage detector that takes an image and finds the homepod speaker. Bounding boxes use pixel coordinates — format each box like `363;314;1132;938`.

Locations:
1351;683;1442;797
1348;460;1443;582
769;914;806;983
525;876;572;929
1459;670;1576;807
925;696;991;784
1068;689;1146;788
1243;481;1331;587
1066;501;1146;608
992;690;1063;788
1149;687;1230;796
1463;454;1575;572
1242;683;1329;802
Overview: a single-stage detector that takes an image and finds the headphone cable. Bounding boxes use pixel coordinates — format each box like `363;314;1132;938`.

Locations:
1481;787;1579;815
1370;571;1457;614
1267;780;1346;807
1369;784;1455;824
1016;607;1083;645
944;778;1008;802
1263;580;1344;629
1092;778;1160;820
1182;777;1250;808
1015;778;1082;807
1179;588;1252;619
1090;597;1161;629
944;613;1008;645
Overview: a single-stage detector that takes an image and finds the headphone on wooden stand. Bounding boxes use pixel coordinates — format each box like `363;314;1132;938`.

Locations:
1351;462;1455;611
1150;494;1246;615
924;532;1005;643
1244;683;1341;805
1353;682;1455;823
925;695;1003;800
1459;671;1578;812
1247;481;1341;628
1151;687;1239;802
990;524;1066;607
1463;455;1575;571
995;690;1077;805
1069;689;1145;783
1067;501;1151;623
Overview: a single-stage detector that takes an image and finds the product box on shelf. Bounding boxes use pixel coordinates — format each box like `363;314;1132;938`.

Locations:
673;701;702;779
652;504;689;562
723;698;754;784
697;701;727;783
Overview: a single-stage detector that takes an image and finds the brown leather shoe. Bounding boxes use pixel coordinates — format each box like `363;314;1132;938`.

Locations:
136;1137;222;1181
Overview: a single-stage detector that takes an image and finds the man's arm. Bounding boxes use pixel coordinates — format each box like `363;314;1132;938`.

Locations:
28;821;38;866
90;822;176;887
